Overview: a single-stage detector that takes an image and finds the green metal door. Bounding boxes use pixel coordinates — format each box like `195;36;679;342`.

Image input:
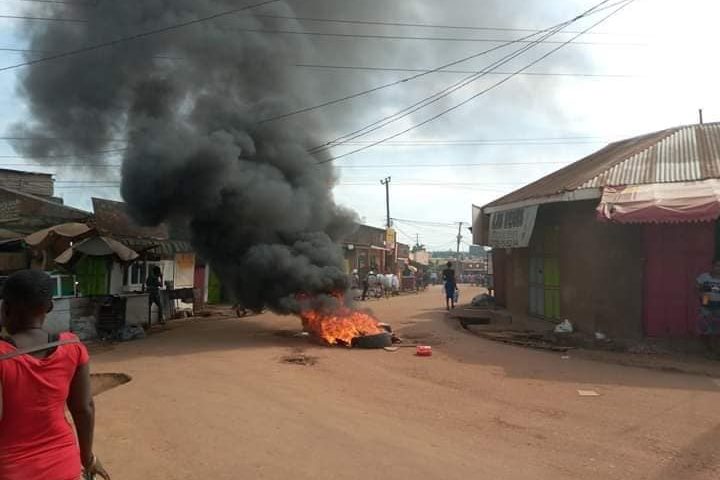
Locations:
207;270;222;304
75;257;109;296
543;227;561;319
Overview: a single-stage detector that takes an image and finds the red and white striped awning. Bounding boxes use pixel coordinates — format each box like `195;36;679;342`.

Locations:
597;179;720;223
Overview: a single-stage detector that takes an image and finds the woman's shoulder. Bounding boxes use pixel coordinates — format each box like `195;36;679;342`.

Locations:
57;332;89;365
57;332;80;342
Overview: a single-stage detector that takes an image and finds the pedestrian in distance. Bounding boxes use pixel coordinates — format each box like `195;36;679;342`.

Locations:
442;261;457;310
0;270;110;480
146;265;165;325
361;268;371;301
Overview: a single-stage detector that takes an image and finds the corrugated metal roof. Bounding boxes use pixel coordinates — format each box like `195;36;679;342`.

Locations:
118;237;193;257
485;122;720;208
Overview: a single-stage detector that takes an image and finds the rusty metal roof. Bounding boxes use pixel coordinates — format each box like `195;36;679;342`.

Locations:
118;237;193;257
484;122;720;209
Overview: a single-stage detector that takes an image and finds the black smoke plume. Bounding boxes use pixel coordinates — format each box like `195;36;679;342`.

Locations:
10;1;358;313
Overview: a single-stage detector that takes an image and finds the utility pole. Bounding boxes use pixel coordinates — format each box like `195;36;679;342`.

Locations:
456;222;463;260
380;177;392;228
416;233;420;249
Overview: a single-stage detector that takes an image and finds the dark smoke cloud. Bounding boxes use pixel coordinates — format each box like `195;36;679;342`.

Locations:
11;0;600;309
11;0;359;313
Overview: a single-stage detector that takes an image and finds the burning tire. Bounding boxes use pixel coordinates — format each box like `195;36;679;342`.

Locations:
351;332;393;349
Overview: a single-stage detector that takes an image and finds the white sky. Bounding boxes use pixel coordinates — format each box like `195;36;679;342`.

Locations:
1;0;719;250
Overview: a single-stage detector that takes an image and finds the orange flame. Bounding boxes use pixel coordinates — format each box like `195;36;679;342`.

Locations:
300;305;384;346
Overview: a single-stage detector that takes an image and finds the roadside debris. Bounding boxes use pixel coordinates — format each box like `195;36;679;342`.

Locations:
416;345;433;357
554;319;574;334
577;390;600;397
561;355;571;360
383;346;399;352
117;325;146;342
282;352;318;366
471;294;495;307
469;331;574;353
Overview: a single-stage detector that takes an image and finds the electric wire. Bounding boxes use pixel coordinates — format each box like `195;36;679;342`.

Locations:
317;0;635;164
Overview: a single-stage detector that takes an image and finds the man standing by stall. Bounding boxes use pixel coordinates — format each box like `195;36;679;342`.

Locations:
146;266;165;325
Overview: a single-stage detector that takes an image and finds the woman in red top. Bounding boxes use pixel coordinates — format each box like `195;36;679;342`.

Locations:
0;270;110;480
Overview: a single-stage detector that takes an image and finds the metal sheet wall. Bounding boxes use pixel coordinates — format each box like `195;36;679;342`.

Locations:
643;222;715;336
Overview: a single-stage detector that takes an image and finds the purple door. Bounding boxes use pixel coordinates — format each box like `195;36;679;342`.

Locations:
643;222;715;336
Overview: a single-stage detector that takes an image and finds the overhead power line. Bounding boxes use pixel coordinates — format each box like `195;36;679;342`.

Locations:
0;0;282;73
294;64;638;79
199;27;644;46
0;136;126;141
337;140;603;146
259;0;630;124
8;0;95;4
253;14;635;37
0;163;122;167
2;10;636;39
0;148;127;159
0;14;87;22
0;48;636;80
311;16;575;154
0;161;569;169
338;162;569;168
318;0;635;164
0;134;601;143
392;218;463;228
0;10;639;39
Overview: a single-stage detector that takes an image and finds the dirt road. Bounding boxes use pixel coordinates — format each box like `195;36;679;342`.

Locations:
92;286;720;479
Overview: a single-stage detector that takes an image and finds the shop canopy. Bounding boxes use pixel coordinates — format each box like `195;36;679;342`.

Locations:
55;236;139;265
597;179;720;223
25;222;94;248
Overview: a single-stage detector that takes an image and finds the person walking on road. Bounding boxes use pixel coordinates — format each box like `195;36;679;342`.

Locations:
442;261;457;310
0;270;110;480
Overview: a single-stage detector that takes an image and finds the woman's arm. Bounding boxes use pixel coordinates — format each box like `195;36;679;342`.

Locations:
67;363;94;469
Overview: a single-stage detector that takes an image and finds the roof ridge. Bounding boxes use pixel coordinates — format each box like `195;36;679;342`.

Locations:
579;126;683;188
482;122;715;209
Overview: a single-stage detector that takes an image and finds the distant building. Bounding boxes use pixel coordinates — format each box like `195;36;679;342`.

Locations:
342;224;389;273
468;244;485;258
474;122;720;340
0;169;89;237
411;249;430;265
